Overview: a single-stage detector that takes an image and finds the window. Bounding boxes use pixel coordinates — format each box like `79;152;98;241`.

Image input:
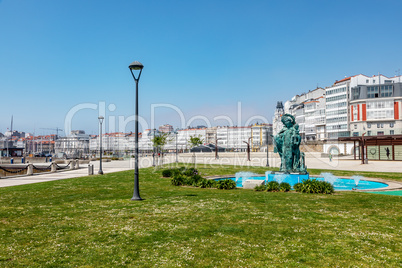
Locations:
352;87;360;99
353;132;359;137
367;123;371;128
377;131;384;135
380;85;393;97
377;123;381;128
373;80;376;83
367;86;379;98
367;131;372;136
354;124;357;129
366;100;394;119
390;130;394;135
366;79;369;83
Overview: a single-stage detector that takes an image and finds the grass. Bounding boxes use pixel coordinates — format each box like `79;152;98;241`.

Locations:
0;164;401;267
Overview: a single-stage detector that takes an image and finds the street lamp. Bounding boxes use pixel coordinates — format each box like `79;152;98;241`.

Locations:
98;116;104;175
215;138;221;160
152;128;156;167
174;130;178;163
265;127;270;167
129;60;144;201
243;137;251;161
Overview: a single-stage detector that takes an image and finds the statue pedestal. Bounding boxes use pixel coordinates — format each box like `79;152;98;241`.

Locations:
267;172;309;186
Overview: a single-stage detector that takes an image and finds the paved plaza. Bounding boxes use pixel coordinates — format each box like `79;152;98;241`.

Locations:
0;152;401;188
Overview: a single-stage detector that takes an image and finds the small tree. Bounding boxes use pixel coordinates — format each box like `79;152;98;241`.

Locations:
188;135;204;167
152;132;171;167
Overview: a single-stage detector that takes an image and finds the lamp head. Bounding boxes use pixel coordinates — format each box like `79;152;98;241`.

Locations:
98;116;104;123
129;61;144;70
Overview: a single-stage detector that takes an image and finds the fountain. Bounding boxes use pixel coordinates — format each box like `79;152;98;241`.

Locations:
235;171;257;186
351;175;363;186
268;114;309;184
320;172;338;185
264;171;272;183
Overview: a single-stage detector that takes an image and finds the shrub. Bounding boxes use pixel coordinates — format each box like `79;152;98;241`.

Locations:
293;183;303;192
197;179;216;188
216;179;236;190
295;179;335;194
186;174;203;186
266;181;280;192
279;182;291;192
162;169;173;177
171;174;186;186
254;184;267;191
183;167;198;176
321;181;335;194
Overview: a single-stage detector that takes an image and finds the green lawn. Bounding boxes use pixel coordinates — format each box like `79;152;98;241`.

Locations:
0;164;401;267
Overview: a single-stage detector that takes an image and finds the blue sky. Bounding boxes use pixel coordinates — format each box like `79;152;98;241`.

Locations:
1;0;402;135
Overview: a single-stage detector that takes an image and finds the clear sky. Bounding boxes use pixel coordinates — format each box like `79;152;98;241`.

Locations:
1;0;402;136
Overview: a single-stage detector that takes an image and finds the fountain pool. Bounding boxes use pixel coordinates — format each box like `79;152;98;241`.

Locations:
216;175;388;191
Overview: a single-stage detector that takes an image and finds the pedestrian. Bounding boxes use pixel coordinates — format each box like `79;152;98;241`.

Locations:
385;147;390;159
329;153;332;162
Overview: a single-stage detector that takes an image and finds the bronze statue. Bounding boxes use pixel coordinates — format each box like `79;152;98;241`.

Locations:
273;114;307;174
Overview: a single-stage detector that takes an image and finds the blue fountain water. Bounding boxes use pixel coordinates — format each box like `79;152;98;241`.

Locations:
217;172;388;191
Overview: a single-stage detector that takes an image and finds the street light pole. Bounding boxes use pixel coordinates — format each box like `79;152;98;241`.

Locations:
265;127;269;167
243;137;251;161
98;116;104;175
215;138;220;160
175;131;178;163
152;128;156;167
129;60;144;201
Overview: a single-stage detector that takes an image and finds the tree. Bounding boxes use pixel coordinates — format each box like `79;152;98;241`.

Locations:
188;135;204;167
152;132;171;167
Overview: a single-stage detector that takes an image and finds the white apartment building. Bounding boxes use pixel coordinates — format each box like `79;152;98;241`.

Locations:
281;88;326;141
325;78;350;139
348;74;402;137
277;73;402;156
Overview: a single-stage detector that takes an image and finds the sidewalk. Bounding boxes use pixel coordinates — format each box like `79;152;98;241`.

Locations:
0;153;401;188
0;158;152;188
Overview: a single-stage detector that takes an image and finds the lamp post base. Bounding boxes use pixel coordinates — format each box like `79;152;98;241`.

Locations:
131;196;143;201
98;170;103;175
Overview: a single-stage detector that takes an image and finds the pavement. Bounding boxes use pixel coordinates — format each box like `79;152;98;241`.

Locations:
0;152;401;189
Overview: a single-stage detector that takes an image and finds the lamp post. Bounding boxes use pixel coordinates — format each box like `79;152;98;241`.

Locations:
175;130;178;163
152;128;156;167
98;116;104;175
243;137;251;161
215;138;220;160
129;60;144;201
265;127;270;167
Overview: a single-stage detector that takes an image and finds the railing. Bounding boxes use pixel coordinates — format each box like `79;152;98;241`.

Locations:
0;160;79;178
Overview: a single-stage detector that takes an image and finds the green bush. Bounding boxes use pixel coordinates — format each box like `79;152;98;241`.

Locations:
171;174;186;186
162;169;173;177
186;174;203;186
254;184;267;191
183;167;198;176
295;179;334;194
266;181;280;192
197;179;216;188
321;181;335;194
216;179;236;190
293;183;303;192
279;182;291;192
